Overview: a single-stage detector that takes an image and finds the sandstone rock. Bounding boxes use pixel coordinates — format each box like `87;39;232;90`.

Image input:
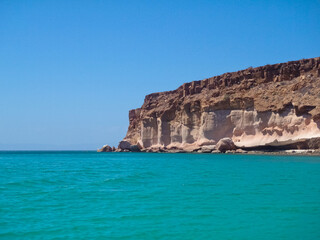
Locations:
202;145;216;150
314;149;320;154
97;144;113;152
168;149;187;153
130;145;141;152
216;138;237;153
181;144;201;152
235;149;248;153
198;149;212;153
306;137;320;149
211;150;221;153
198;140;216;146
137;141;143;150
198;145;216;153
117;57;320;151
225;150;236;154
118;140;131;150
150;145;164;152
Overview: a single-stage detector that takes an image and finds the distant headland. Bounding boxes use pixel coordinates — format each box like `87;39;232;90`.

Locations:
99;57;320;154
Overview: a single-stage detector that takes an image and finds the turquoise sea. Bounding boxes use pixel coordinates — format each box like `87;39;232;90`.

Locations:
0;152;320;239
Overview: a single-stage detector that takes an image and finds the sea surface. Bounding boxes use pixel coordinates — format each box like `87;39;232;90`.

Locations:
0;152;320;239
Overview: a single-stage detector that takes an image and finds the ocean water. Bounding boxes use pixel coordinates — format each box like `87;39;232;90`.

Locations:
0;152;320;239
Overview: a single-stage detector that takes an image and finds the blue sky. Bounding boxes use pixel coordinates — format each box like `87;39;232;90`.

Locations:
1;0;320;150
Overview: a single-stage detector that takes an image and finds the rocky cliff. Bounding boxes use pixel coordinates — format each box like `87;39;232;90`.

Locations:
120;57;320;152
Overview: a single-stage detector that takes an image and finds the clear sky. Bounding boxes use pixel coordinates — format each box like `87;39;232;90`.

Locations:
1;0;320;150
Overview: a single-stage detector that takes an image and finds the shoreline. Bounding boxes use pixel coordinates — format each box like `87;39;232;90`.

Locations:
99;149;320;156
0;150;319;156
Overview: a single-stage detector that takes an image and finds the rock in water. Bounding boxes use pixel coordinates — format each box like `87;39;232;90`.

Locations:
97;144;113;152
216;138;237;153
130;145;141;152
118;140;131;150
198;145;216;153
235;149;248;153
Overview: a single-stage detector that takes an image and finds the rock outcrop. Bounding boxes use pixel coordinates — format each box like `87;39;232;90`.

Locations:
216;138;237;153
119;57;320;152
97;144;113;152
118;140;131;150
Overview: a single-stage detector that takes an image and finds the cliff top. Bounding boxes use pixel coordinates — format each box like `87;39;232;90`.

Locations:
137;56;320;119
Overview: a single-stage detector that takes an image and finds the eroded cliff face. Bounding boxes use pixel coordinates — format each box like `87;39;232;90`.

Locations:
123;57;320;151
